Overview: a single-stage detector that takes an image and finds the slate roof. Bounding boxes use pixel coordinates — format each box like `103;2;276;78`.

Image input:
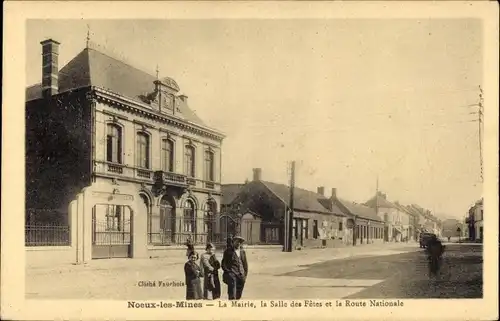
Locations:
221;184;246;205
26;47;207;127
336;198;383;222
394;203;413;215
260;181;345;216
364;194;397;209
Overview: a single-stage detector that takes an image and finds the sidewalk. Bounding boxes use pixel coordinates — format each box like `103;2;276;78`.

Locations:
26;242;419;299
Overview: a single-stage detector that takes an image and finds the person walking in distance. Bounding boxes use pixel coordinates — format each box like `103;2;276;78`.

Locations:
221;236;248;300
426;235;445;278
200;243;221;300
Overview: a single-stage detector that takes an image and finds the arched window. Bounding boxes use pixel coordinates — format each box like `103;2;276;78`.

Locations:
204;150;215;181
161;139;174;172
106;124;122;163
184;145;195;177
136;132;150;168
183;200;195;233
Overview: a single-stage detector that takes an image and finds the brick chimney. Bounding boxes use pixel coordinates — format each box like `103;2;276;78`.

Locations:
317;186;325;196
40;39;60;98
252;168;262;181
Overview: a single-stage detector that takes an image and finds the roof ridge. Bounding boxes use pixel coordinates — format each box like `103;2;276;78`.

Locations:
261;180;328;199
85;46;165;83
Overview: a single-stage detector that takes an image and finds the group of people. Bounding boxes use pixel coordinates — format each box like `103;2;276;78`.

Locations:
184;235;249;300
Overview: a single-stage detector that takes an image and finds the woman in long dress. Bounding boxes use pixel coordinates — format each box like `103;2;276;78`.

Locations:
200;243;221;300
184;251;203;300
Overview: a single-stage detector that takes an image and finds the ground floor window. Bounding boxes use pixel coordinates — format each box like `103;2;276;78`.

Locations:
293;218;309;240
264;226;280;243
313;220;319;239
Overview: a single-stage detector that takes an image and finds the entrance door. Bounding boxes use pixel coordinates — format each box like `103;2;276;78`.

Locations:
92;204;131;259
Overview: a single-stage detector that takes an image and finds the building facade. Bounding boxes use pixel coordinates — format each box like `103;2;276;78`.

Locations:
222;169;348;248
364;192;411;242
331;188;385;246
26;39;225;260
466;199;483;242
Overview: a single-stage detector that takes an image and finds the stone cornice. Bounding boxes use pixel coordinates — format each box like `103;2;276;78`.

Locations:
92;86;225;142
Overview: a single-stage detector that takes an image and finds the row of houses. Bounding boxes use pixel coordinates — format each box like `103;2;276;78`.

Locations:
220;168;443;249
25;38;444;266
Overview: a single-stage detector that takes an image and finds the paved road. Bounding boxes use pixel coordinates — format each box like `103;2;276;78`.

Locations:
26;243;420;300
29;243;481;300
282;244;483;299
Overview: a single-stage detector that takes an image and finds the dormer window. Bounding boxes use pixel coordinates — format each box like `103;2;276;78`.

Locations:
140;77;182;115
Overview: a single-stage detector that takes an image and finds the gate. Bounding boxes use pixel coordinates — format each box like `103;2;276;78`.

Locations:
92;204;131;259
218;214;240;245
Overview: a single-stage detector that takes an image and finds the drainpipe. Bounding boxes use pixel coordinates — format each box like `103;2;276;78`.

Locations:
352;215;357;246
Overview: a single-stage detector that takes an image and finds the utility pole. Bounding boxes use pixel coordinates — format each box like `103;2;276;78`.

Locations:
286;161;296;252
478;86;484;183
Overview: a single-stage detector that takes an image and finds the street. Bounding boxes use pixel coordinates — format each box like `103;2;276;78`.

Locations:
26;243;482;300
283;243;483;299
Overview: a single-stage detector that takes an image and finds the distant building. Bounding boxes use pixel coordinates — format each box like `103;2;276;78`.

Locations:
364;192;411;242
466;199;483;242
441;218;464;238
330;188;384;246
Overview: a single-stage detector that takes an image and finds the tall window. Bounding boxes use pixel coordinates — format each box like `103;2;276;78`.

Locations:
161;139;174;172
185;146;195;177
136;132;150;168
302;219;309;239
313;220;319;239
338;221;343;231
183;200;195;233
106;124;122;163
204;150;215;181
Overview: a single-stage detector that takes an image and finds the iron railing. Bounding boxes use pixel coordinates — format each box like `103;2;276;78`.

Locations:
147;215;284;246
147;217;229;246
25;223;71;246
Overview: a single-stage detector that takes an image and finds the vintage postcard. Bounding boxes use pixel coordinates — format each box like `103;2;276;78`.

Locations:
2;1;499;320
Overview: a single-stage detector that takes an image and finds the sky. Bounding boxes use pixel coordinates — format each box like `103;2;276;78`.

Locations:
26;19;484;219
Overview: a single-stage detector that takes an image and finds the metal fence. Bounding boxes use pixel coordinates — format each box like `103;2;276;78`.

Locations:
147;215;284;246
25;223;71;246
147;216;233;246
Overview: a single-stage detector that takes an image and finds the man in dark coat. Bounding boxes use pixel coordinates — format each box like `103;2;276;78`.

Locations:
221;236;248;300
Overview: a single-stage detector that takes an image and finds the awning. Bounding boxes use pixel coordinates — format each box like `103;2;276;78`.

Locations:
393;226;403;234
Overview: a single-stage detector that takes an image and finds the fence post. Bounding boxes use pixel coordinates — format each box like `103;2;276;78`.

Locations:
69;200;77;249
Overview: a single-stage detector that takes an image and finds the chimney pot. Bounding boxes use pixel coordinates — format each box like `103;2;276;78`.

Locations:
252;168;262;181
40;39;60;98
317;186;325;196
331;188;337;199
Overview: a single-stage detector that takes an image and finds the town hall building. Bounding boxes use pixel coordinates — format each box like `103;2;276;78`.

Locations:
26;39;225;262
